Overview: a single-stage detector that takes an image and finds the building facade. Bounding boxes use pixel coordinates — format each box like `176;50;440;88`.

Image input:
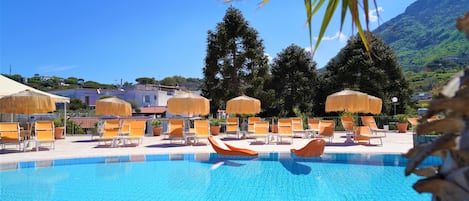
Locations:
49;85;191;116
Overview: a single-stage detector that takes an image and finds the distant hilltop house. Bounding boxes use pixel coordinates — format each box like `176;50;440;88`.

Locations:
39;75;54;81
411;93;432;102
49;84;199;116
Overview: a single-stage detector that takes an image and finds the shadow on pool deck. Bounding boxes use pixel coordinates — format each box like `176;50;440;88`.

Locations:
146;143;187;148
74;139;98;143
0;149;23;154
325;142;360;147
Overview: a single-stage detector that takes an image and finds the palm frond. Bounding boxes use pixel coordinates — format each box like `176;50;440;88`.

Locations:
257;0;377;58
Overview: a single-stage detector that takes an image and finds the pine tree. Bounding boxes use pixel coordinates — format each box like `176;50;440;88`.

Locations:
320;32;412;115
202;7;270;114
271;44;318;117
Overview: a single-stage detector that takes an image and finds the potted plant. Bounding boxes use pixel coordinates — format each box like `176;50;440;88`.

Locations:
394;114;409;133
53;118;65;139
150;119;163;136
209;118;221;136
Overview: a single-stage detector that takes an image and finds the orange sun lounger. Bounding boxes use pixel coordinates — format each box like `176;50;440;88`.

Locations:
290;139;326;157
208;136;258;157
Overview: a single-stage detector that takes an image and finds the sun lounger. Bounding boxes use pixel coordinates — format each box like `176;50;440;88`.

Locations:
194;119;210;144
361;116;387;136
307;118;320;135
291;117;302;136
277;118;293;144
208;136;258;156
225;117;240;139
341;116;355;135
251;121;269;143
318;120;335;143
354;126;385;146
290;139;326;157
0;122;22;151
247;117;261;134
408;117;418;133
121;119;146;146
33;121;55;151
98;119;121;146
167;119;185;144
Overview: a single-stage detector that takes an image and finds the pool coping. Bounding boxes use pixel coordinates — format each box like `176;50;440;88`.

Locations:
0;132;420;170
0;152;441;171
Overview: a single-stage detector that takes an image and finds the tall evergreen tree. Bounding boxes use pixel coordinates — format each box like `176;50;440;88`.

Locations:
271;44;318;117
319;32;412;115
202;7;270;114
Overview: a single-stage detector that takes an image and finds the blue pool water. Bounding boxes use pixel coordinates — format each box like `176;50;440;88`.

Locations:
0;153;438;201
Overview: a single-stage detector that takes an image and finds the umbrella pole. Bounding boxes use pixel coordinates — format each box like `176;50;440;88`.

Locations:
64;102;67;137
27;114;32;132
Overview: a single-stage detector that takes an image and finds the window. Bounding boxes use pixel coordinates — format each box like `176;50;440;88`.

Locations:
144;95;150;103
85;96;90;105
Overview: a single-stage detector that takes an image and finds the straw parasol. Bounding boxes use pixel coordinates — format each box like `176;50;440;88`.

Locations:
325;89;382;114
325;89;369;113
226;95;261;115
167;93;210;116
0;89;57;132
367;95;383;114
0;89;56;115
96;97;132;117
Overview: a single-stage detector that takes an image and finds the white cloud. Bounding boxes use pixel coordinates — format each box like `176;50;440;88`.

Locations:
368;7;384;23
264;53;273;63
314;31;347;42
38;65;76;73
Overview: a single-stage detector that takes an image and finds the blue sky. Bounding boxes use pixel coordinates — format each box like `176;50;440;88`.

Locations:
1;0;416;84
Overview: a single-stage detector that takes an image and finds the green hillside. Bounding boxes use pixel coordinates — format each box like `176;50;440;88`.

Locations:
375;0;469;72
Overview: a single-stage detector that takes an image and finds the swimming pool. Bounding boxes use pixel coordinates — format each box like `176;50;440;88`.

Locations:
0;153;438;201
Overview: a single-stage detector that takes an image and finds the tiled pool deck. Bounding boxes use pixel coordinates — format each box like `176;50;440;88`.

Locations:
0;131;416;166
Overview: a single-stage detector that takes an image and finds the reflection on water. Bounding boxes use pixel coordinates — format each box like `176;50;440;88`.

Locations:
96;162;132;179
280;160;312;175
1;167;70;200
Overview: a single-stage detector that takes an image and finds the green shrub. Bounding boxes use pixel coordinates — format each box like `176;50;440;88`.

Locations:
394;114;409;123
53;118;64;127
209;118;221;126
150;119;162;127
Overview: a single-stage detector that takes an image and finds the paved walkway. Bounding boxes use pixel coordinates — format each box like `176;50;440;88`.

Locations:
0;131;414;163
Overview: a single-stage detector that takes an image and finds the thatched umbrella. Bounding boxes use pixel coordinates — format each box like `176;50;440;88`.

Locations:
96;97;132;117
367;95;383;114
226;95;261;115
325;89;381;114
0;89;56;131
0;89;56;115
167;93;210;116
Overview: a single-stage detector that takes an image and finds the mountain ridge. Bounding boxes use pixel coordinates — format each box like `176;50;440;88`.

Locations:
374;0;469;72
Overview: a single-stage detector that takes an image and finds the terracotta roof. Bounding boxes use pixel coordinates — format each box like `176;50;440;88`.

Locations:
139;106;166;114
70;116;151;128
70;117;100;128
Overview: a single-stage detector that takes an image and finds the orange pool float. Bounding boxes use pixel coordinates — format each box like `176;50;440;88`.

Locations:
290;139;326;157
208;136;258;157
